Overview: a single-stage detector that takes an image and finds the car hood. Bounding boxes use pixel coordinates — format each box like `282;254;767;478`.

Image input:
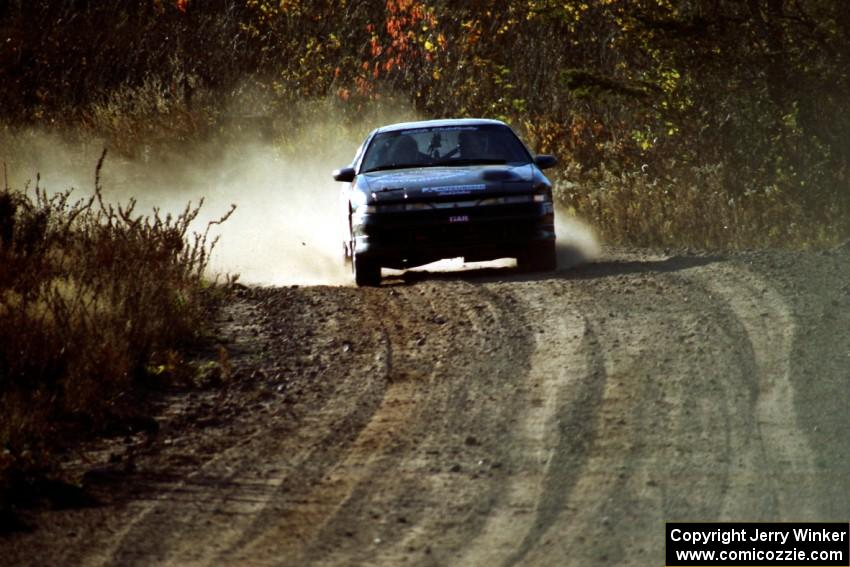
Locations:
357;164;539;203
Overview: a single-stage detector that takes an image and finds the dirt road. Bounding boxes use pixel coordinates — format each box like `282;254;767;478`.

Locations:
4;246;850;566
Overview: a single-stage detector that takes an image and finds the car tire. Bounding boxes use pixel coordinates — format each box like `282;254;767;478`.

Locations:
517;241;557;273
353;253;381;286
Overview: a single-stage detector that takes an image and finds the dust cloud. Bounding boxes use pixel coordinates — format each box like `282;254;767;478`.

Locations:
1;110;403;286
136;142;361;287
555;212;601;269
2;113;600;286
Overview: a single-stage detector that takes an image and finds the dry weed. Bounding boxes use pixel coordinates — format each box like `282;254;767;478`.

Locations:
0;152;234;488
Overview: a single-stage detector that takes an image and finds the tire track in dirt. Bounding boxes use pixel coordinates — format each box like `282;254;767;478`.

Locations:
690;262;818;520
501;272;729;565
507;259;821;565
225;288;447;565
3;249;846;567
82;289;394;566
101;281;536;566
294;283;536;566
459;292;605;567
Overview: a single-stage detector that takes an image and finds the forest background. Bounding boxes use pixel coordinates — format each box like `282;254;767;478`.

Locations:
2;0;848;247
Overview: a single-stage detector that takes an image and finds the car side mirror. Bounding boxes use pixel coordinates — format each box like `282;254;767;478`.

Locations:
534;155;558;170
333;167;355;182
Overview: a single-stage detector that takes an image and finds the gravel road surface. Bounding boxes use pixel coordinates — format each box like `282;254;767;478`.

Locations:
4;246;850;566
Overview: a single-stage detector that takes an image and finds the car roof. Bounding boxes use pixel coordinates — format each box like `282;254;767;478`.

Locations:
374;118;509;133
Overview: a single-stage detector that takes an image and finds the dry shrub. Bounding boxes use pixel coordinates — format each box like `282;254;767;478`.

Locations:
0;153;234;487
82;75;215;158
556;163;844;250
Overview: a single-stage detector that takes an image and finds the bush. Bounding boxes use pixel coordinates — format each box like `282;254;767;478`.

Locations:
0;152;234;487
555;162;846;250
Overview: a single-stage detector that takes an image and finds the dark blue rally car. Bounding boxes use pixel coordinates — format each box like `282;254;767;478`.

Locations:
333;118;558;286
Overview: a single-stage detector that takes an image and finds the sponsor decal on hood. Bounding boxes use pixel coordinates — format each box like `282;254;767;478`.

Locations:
421;184;487;195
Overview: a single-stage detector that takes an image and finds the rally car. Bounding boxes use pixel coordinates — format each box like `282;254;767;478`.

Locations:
332;118;558;286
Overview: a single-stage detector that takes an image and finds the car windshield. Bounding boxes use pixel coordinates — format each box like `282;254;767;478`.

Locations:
360;124;532;173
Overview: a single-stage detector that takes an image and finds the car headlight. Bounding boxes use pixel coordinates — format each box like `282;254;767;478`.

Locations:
532;182;553;203
351;191;375;213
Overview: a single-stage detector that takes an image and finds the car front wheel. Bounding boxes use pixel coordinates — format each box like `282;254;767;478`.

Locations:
353;253;381;286
517;241;557;273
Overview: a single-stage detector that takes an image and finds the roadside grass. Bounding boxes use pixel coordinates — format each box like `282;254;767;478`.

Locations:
554;163;847;251
0;152;234;506
83;76;215;158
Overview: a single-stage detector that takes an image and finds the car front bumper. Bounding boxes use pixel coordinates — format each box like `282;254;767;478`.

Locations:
351;202;555;269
